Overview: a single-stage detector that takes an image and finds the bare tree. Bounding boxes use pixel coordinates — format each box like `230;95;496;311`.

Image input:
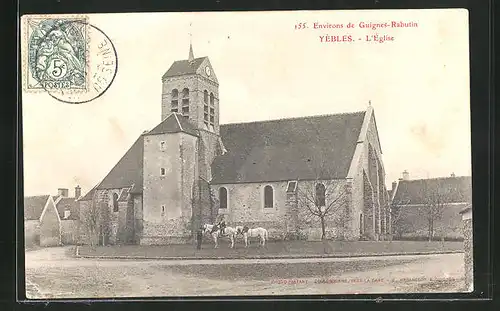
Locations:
389;198;414;240
297;178;348;240
80;190;112;246
417;185;450;241
80;190;99;247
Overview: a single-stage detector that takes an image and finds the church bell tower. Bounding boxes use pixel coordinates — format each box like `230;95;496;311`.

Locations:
161;44;220;135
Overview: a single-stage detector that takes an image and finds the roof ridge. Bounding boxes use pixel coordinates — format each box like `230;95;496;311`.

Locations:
173;113;184;131
25;194;50;198
220;111;366;127
400;175;471;182
174;56;207;62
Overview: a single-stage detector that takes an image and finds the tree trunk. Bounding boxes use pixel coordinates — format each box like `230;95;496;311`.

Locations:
320;217;326;240
428;218;433;242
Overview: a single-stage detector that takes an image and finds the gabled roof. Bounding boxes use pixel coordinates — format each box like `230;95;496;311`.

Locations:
79;114;200;200
96;134;145;190
24;195;50;220
55;197;79;220
392;176;472;205
211;111;366;184
147;113;198;137
162;57;207;79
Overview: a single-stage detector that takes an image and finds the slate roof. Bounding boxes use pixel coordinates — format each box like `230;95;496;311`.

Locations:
95;134;145;191
211;111;366;184
55;197;80;220
392;176;472;205
147;113;198;137
162;57;207;79
24;195;50;220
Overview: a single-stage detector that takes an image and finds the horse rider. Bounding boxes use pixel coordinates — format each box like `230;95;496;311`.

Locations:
211;217;226;235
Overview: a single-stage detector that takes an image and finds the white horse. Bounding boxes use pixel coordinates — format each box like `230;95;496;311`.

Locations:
236;225;269;247
202;224;238;248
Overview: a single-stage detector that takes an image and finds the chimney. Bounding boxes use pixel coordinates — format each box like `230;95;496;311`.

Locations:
391;181;397;191
451;172;456;177
75;185;81;199
402;170;410;181
57;188;69;197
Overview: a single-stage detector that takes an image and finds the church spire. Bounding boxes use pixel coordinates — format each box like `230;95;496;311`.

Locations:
188;23;194;63
188;43;194;62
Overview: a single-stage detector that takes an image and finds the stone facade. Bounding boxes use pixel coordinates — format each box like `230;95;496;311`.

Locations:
141;132;197;244
461;208;473;291
161;58;220;133
347;110;390;241
24;220;40;247
211;179;363;241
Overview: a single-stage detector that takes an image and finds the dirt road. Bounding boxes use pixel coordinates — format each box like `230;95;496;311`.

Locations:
24;247;466;298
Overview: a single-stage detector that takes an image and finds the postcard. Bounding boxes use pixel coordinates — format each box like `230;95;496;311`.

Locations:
20;9;472;298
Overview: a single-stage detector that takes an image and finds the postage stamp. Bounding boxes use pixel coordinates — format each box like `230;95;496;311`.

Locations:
21;15;118;104
23;15;90;93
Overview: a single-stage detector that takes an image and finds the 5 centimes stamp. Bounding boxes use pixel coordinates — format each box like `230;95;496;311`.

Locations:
21;15;118;104
24;16;89;92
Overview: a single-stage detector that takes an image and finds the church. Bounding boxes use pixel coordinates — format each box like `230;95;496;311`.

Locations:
78;45;391;245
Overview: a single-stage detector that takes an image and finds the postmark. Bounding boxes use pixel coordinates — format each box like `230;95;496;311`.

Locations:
22;15;118;104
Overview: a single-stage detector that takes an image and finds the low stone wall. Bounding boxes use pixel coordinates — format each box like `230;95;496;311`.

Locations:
140;218;191;245
394;204;466;240
462;217;473;291
24;220;40;247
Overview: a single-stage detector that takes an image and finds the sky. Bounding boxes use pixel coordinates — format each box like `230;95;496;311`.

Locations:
21;9;471;196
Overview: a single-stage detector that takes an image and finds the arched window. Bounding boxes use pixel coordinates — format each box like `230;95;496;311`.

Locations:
209;92;215;126
170;89;178;112
112;193;119;212
203;90;209;127
181;88;189;116
219;187;228;209
264;185;274;208
315;183;326;207
204;90;208;103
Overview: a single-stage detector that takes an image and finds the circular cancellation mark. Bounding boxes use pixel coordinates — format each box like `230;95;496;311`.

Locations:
30;19;118;104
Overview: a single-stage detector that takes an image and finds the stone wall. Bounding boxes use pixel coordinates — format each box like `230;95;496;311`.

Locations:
142;132;195;244
211;182;288;233
140;217;192;244
296;180;351;241
133;195;143;243
393;203;466;240
211;179;358;241
24;220;40;247
161;68;220;134
461;210;473;291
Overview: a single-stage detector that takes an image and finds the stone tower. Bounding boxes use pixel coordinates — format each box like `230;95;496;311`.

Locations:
161;44;223;180
141;45;223;244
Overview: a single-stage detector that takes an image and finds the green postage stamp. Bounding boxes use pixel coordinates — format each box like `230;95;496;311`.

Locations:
22;15;89;92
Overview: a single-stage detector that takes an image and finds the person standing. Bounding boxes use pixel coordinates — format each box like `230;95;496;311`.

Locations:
196;227;203;250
